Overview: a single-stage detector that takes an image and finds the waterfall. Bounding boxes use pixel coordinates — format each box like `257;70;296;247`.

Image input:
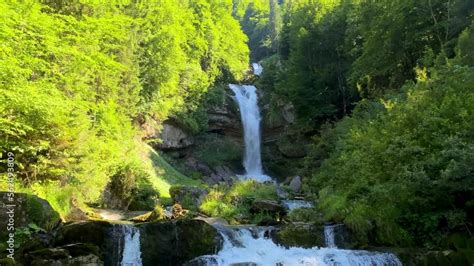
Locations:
110;224;143;266
187;226;402;266
281;200;314;211
252;63;263;76
229;84;271;182
324;225;337;248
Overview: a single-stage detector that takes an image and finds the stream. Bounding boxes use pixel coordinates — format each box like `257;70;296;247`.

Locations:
115;63;401;265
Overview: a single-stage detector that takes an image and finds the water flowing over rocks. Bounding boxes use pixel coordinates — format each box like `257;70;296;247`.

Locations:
188;225;402;266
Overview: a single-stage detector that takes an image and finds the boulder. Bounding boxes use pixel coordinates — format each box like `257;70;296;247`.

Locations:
138;219;223;265
0;192;61;244
288;176;302;193
156;122;194;150
251;200;286;215
169;186;209;209
271;223;325;248
55;220;113;248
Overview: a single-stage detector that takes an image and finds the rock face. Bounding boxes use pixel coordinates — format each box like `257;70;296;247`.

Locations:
170;186;209;209
138;219;223;265
156;122;194;150
207;96;242;137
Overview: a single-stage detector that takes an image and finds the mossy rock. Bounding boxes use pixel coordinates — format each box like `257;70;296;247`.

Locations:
55;220;113;247
0;192;61;245
138;219;222;265
271;223;324;248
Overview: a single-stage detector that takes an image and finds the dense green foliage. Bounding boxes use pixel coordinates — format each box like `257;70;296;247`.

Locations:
0;0;248;217
1;0;472;254
233;0;281;61
256;0;474;248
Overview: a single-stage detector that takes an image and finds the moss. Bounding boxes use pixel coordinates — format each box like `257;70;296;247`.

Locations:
273;224;325;248
26;195;60;230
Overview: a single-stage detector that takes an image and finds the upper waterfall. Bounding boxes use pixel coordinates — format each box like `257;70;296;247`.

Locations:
229;84;271;182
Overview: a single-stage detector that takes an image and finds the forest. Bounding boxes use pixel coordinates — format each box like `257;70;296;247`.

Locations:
0;0;473;265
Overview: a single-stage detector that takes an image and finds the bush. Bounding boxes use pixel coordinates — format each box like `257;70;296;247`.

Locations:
199;180;278;223
312;63;474;247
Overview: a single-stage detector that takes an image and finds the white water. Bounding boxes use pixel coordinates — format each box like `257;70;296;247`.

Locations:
229;84;271;182
189;227;402;266
252;63;263;76
324;225;337;249
282;200;314;211
120;225;143;266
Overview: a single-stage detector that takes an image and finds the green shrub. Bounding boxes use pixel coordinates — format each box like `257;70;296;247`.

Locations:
199;180;278;223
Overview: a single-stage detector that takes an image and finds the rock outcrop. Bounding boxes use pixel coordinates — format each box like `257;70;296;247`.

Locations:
271;223;325;248
156;122;194;150
138;219;223;265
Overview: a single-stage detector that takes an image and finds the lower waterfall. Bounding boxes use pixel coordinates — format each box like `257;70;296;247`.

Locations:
187;226;402;266
110;224;143;266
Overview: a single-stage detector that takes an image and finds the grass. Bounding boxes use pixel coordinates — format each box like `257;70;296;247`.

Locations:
139;143;204;199
199;180;278;223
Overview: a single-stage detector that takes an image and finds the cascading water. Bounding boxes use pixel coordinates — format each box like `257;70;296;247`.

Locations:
252;63;263;76
324;225;337;249
188;226;402;266
282;200;314;211
109;224;143;266
229;84;271;182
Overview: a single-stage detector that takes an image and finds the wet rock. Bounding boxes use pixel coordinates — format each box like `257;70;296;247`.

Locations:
170;186;209;209
288;176;302;193
138;219;223;265
251;200;286;215
156;122;194;150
